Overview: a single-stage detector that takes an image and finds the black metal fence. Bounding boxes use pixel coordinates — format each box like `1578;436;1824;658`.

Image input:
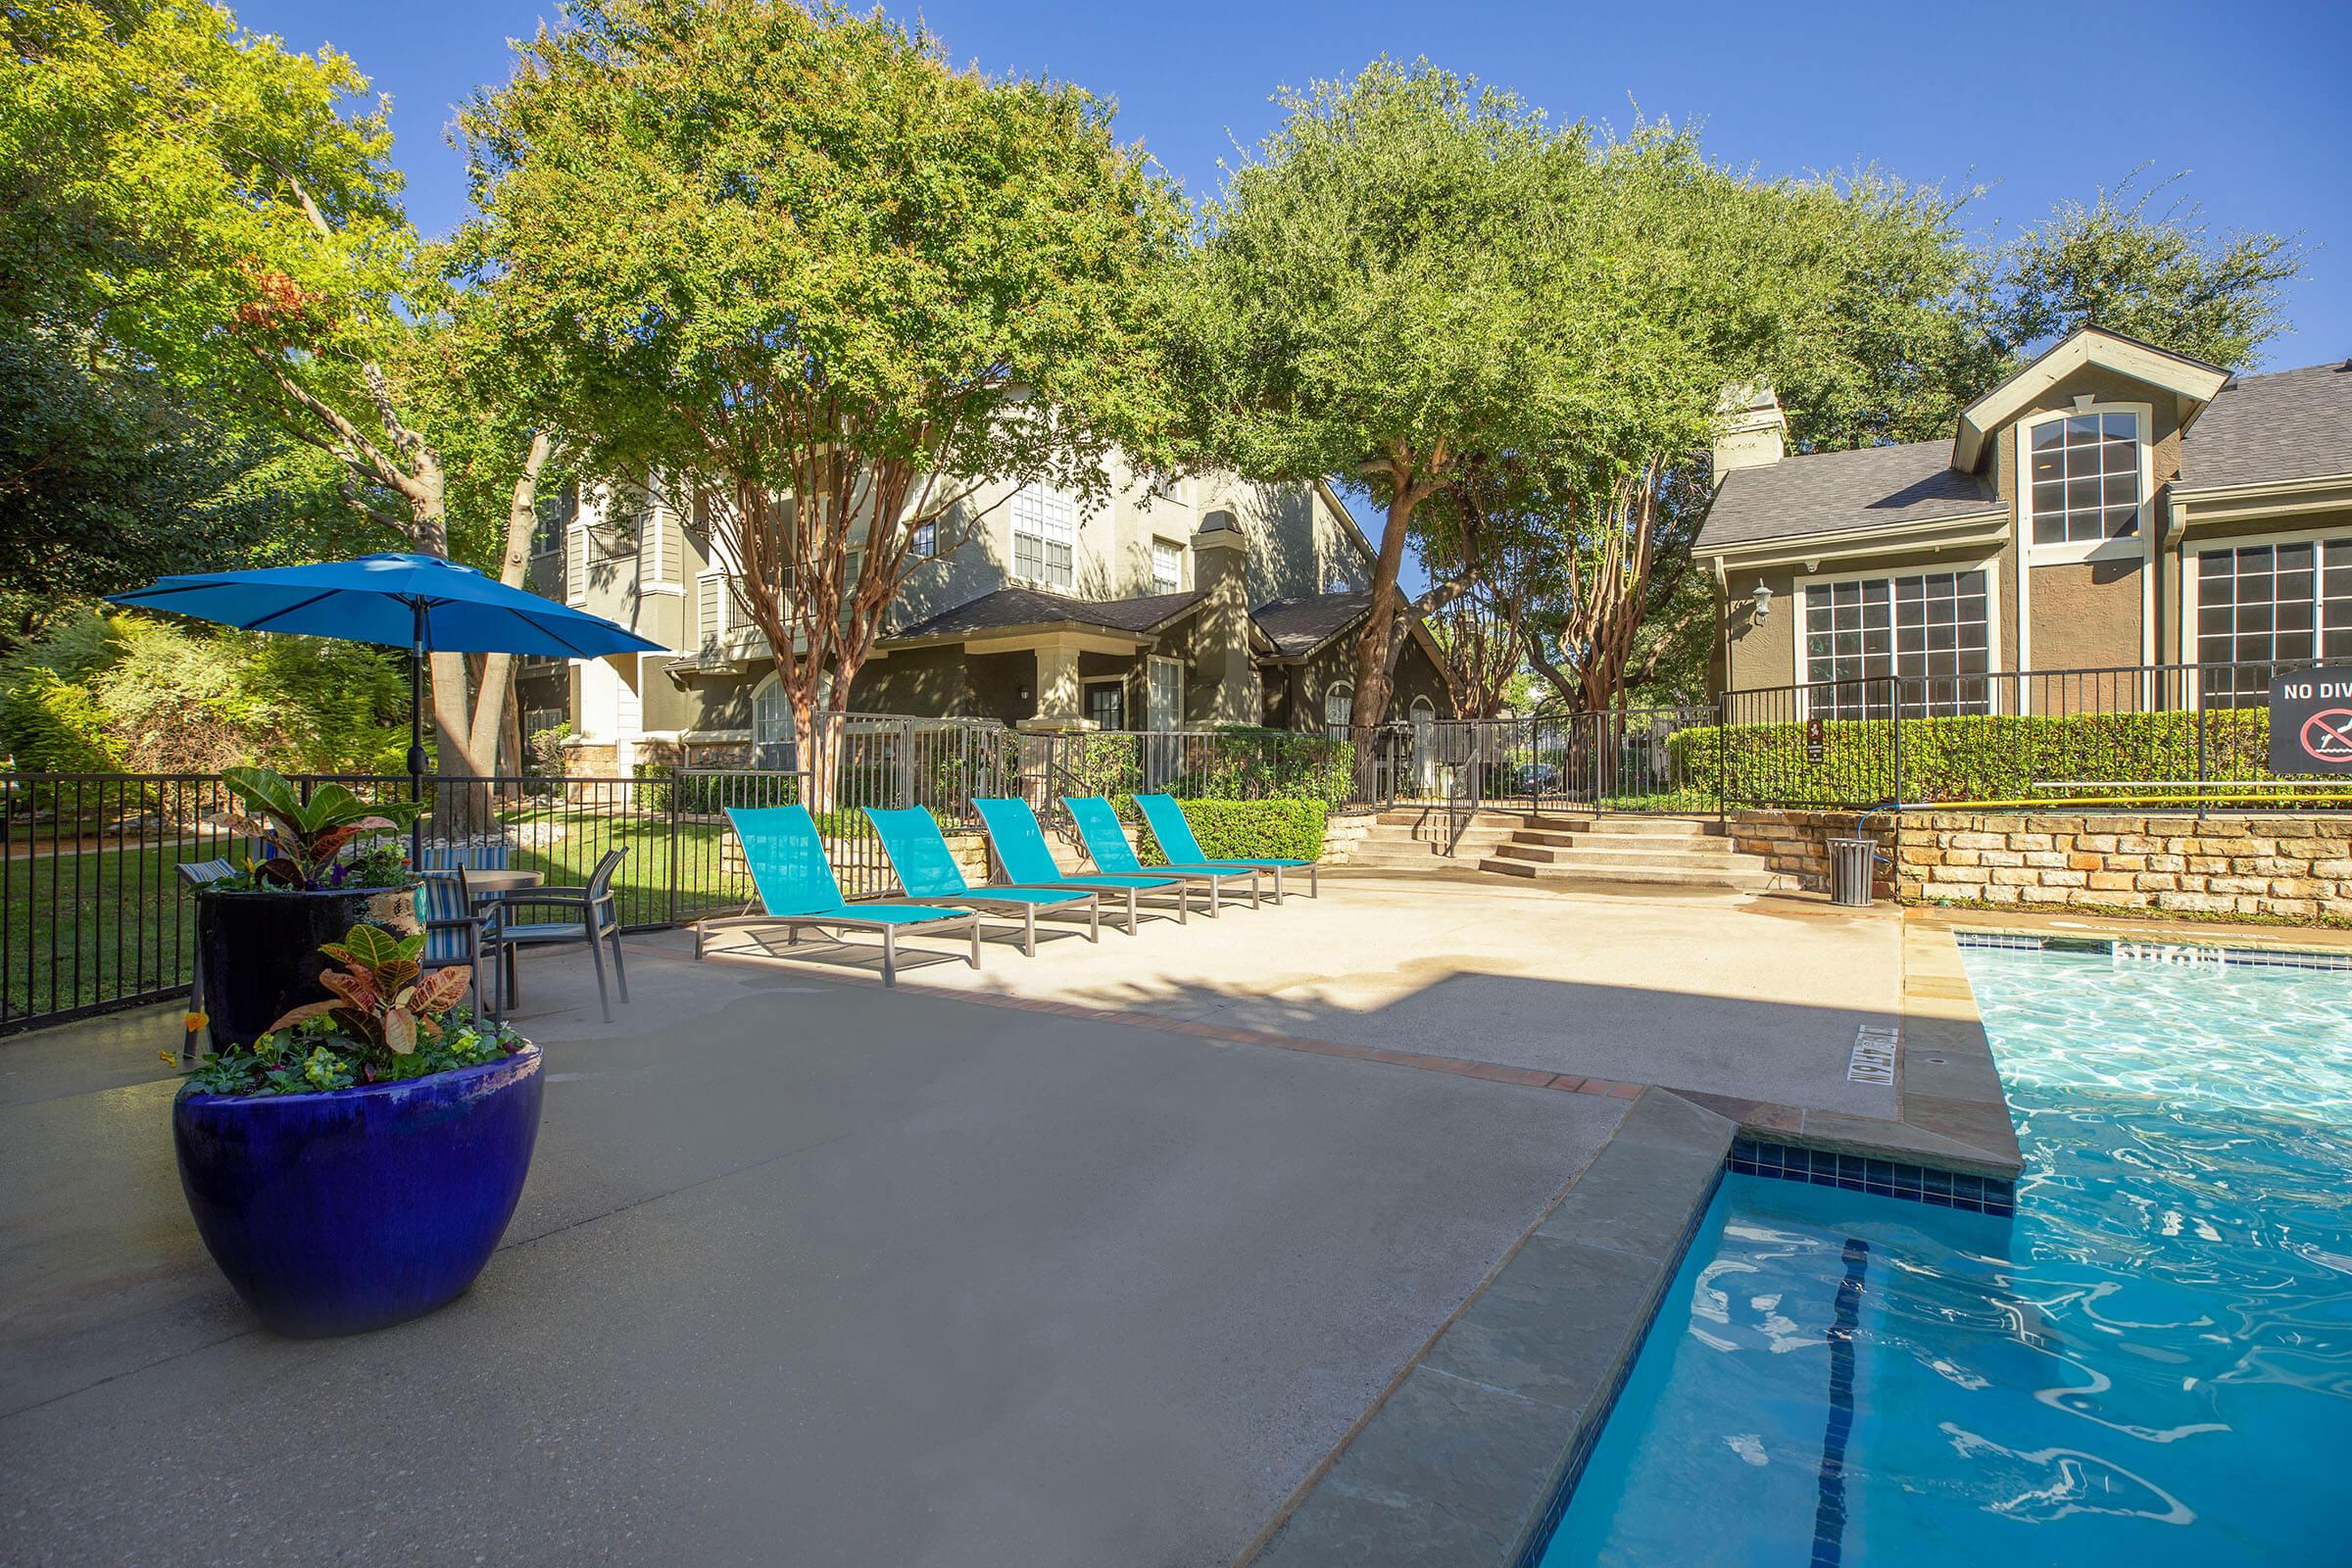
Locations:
1023;726;1357;808
1365;709;1716;813
0;715;1357;1035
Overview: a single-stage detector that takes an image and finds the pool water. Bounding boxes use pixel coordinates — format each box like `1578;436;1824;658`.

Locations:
1542;944;2352;1566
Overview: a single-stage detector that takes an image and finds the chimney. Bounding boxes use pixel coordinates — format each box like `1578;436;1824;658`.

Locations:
1713;383;1787;478
1192;511;1260;726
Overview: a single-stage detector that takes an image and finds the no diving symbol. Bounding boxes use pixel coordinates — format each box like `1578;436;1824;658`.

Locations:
2302;709;2352;764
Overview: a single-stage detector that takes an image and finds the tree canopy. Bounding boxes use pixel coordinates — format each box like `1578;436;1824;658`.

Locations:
461;0;1188;767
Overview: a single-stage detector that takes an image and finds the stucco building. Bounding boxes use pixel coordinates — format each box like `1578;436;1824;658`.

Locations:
519;458;1452;770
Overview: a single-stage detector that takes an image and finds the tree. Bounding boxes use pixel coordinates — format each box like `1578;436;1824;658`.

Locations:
0;323;316;640
1992;172;2303;371
1;0;557;793
460;0;1185;787
1171;60;1587;755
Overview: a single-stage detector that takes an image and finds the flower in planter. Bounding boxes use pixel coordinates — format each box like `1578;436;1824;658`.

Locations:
183;923;523;1098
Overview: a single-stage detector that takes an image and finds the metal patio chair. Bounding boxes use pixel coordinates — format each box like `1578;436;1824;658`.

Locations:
416;866;505;1021
486;847;629;1023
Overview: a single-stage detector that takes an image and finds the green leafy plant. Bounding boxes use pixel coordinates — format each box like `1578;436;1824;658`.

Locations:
268;923;472;1057
220;764;421;889
178;921;522;1097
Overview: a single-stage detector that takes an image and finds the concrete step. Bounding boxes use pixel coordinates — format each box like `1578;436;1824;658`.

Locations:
1493;843;1747;871
1586;814;1719;838
1475;856;1774;893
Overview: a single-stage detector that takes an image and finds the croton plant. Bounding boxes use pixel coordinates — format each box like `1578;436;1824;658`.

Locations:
220;765;423;890
181;923;524;1097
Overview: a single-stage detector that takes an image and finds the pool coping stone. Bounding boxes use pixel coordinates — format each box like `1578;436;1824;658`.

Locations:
1242;1087;1735;1568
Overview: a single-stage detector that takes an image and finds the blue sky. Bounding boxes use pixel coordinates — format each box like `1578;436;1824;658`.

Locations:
245;0;2351;369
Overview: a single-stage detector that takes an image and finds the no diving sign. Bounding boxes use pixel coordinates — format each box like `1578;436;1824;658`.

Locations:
2270;668;2352;773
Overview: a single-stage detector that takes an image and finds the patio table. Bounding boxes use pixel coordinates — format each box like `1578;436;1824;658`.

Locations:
464;868;542;902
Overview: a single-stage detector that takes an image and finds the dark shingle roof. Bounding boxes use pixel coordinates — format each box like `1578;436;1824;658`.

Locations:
887;585;1204;642
2180;361;2352;490
1696;441;1997;553
1252;592;1372;656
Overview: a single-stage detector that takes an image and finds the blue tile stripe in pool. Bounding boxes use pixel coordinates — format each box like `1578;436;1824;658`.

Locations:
1728;1138;2018;1217
1809;1238;1870;1568
1951;928;2352;971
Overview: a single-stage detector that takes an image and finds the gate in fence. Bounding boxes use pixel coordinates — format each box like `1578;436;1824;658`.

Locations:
1368;707;1718;814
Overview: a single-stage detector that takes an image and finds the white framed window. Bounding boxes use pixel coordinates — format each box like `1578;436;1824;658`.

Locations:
1082;677;1126;730
1011;483;1076;590
2024;405;2147;558
2188;532;2352;708
1147;656;1184;731
910;518;937;560
752;672;794;767
1324;678;1354;736
1151;539;1183;593
1800;566;1995;719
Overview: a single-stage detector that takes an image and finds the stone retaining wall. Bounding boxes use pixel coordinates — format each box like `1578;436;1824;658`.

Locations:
1897;811;2352;919
1729;808;2352;921
1321;808;1374;865
1726;809;1896;897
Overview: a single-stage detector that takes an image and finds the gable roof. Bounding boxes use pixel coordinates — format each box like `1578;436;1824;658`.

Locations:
1695;440;1997;554
886;585;1205;644
2179;360;2352;491
1251;591;1373;657
1952;323;2230;470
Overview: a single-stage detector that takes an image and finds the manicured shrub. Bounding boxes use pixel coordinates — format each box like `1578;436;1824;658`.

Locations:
1667;707;2275;806
1131;796;1327;863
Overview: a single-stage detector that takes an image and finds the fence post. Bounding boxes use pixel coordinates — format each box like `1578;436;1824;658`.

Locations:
1715;696;1727;826
666;763;682;927
1889;678;1903;811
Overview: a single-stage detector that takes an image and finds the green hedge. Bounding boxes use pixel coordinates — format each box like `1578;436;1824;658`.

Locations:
1668;708;2275;807
1054;727;1355;808
1131;796;1328;863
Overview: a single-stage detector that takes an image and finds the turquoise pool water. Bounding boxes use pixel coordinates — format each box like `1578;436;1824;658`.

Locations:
1542;943;2352;1566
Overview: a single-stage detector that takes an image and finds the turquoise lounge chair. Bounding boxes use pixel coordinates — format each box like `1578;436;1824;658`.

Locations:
699;805;980;987
971;796;1195;931
1061;795;1260;913
863;807;1100;956
1135;793;1319;903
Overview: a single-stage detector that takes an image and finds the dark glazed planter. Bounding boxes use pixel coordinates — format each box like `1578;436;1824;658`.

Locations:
196;883;422;1049
172;1044;544;1337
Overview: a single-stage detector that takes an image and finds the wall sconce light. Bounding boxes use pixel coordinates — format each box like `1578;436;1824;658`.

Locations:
1016;684;1032;703
1749;579;1774;622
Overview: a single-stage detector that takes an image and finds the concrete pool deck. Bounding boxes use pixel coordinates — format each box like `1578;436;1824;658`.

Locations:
3;872;2034;1566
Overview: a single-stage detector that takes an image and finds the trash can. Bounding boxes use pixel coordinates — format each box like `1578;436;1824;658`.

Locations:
1828;838;1877;907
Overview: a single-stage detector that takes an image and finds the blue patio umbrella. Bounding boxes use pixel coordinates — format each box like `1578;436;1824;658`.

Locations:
105;553;662;827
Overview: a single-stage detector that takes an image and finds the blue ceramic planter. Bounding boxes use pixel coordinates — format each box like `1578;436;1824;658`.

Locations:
172;1044;544;1337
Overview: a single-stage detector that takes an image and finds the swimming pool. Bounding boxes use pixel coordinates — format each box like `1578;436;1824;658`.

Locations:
1541;940;2352;1566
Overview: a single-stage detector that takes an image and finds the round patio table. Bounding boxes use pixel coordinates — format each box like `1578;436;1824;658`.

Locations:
466;868;542;902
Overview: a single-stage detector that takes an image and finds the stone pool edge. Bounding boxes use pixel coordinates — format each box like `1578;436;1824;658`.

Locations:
1243;1087;1735;1568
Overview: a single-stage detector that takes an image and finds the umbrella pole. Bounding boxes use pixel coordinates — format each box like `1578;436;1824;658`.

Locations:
409;601;426;870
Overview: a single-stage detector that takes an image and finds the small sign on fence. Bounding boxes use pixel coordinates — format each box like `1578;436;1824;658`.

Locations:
1804;715;1825;763
2269;667;2352;773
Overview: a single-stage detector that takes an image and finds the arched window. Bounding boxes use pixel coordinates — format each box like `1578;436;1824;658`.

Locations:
1324;679;1354;736
751;672;794;769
